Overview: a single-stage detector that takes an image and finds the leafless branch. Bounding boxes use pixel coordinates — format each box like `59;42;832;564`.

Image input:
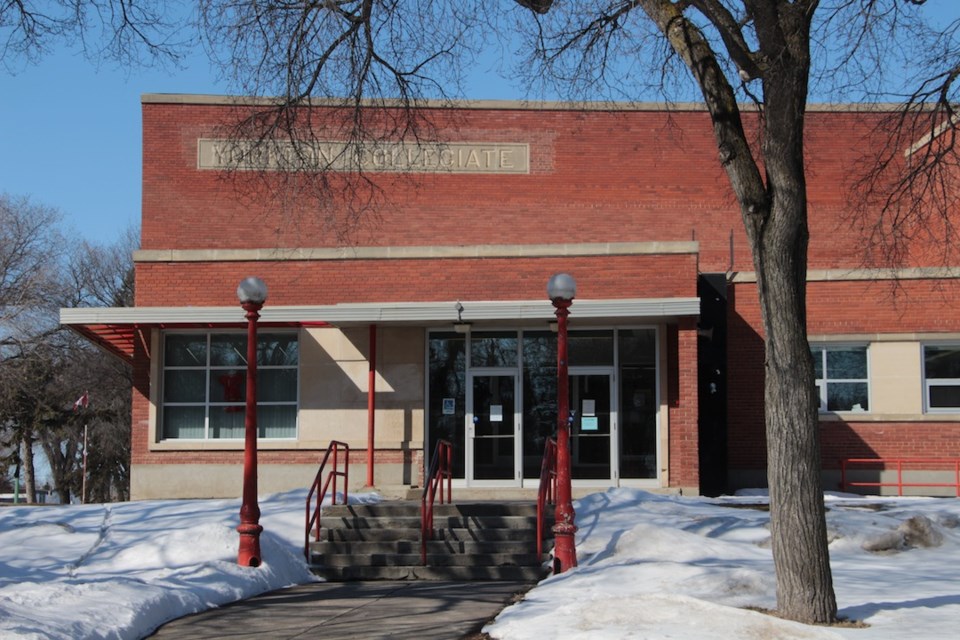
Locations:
0;0;186;72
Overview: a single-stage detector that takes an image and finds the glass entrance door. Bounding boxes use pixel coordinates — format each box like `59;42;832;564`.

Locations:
569;370;614;480
467;372;519;483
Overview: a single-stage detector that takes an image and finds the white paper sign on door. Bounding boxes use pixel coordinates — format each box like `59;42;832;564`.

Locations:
582;399;596;416
490;404;503;422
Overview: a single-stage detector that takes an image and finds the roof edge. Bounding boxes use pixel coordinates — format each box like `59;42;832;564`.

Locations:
140;93;909;113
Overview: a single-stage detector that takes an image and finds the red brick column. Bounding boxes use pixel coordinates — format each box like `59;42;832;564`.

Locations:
668;318;700;490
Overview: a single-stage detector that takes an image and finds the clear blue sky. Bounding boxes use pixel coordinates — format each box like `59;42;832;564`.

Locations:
0;42;520;245
1;3;956;246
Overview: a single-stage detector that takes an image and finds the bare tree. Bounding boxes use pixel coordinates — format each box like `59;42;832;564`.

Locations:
62;227;138;502
0;193;64;323
0;193;136;503
0;193;66;502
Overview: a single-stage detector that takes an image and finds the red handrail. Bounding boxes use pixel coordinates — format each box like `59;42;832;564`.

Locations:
421;439;453;565
304;440;350;559
840;458;960;497
537;437;558;559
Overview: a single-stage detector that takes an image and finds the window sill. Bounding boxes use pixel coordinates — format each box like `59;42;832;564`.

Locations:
819;412;960;422
149;438;417;451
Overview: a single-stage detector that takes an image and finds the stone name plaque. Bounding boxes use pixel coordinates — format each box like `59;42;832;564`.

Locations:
198;139;529;174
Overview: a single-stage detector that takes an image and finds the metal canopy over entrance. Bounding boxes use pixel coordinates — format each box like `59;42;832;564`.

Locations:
63;297;693;490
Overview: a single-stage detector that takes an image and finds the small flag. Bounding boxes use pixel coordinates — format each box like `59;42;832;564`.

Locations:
74;391;89;412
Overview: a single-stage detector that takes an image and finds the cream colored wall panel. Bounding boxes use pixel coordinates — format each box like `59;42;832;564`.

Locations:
131;462;408;500
309;326;367;361
870;342;922;414
379;363;425;399
298;325;425;447
380;327;425;363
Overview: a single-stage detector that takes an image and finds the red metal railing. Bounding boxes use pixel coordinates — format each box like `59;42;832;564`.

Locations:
421;439;453;565
840;458;960;497
304;440;350;559
537;437;558;559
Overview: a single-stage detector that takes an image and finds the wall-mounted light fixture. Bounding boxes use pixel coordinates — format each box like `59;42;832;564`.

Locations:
453;301;472;333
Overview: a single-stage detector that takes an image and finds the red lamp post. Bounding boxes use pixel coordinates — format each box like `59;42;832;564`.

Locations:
237;276;267;567
548;272;578;573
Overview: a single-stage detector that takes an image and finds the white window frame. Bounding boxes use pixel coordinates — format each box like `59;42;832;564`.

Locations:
811;343;870;413
160;330;300;440
923;343;960;413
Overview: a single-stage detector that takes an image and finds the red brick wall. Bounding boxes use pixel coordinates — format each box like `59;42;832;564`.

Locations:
135;253;697;307
142;102;923;276
667;319;700;488
821;421;960;468
729;278;960;473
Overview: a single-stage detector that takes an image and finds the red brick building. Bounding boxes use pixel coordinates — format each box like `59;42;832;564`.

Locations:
61;95;960;499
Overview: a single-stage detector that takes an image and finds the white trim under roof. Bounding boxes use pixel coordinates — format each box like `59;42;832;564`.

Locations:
61;297;700;328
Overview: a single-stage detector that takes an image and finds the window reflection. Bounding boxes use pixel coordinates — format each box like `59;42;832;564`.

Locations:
470;331;518;367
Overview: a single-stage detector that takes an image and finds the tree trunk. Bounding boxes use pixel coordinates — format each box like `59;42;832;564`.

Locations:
753;5;838;624
21;432;37;503
755;187;838;623
42;437;78;505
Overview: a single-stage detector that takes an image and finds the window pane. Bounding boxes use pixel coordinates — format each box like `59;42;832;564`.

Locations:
209;406;245;439
471;331;518;367
164;335;206;367
428;333;466;478
930;384;960;409
259;334;299;366
259;405;297;438
210;335;247;367
925;346;960;379
569;330;614;366
522;331;556;371
811;347;823;379
260;369;298;402
162;406;205;439
164;370;206;403
619;329;656;366
162;331;299;441
520;331;557;478
210;370;245;403
827;382;869;411
826;348;866;379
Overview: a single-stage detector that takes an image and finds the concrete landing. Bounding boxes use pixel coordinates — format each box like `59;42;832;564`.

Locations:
147;580;533;639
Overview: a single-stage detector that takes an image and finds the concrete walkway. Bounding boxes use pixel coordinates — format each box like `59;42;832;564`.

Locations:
148;581;533;639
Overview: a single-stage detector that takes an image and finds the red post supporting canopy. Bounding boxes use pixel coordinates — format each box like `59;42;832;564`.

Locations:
367;324;377;488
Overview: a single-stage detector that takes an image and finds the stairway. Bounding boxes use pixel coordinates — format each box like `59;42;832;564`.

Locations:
307;501;553;581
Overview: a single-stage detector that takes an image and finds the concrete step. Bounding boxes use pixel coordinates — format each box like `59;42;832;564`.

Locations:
312;539;543;555
311;552;548;567
322;515;541;530
315;526;546;543
308;500;554;582
321;501;547;518
312;564;551;582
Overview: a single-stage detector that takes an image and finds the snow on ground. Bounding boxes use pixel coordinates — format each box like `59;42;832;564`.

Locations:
486;489;960;640
1;488;959;639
